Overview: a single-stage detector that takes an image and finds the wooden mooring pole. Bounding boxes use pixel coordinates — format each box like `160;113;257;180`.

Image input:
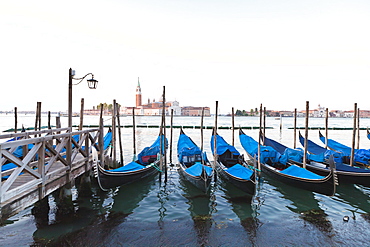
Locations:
213;101;218;171
162;86;167;182
357;107;360;150
293;108;297;149
116;103;123;165
170;109;174;164
350;103;357;167
31;196;50;228
263;106;266;144
201;107;204;153
14;107;17;133
232;107;235;146
303;101;309;169
258;104;262;171
35;102;41;137
48;111;51;129
132;108;137;159
79;98;84;131
325;108;329;149
112;99;117;166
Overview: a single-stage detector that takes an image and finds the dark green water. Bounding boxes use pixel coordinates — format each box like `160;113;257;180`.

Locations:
3;166;370;246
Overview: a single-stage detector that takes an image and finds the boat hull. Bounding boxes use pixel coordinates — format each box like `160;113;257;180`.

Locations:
260;162;336;196
96;161;160;189
239;130;336;196
216;161;256;195
178;163;213;193
298;161;370;187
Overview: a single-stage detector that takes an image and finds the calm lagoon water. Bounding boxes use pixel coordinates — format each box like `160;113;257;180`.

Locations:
1;114;370;246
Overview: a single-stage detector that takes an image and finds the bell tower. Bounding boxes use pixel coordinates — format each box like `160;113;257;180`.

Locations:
136;77;142;107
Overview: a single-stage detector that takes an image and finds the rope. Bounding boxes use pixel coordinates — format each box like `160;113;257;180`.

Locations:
92;147;109;192
149;161;163;173
94;162;109;191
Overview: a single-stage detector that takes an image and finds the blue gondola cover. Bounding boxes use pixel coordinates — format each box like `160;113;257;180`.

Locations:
280;165;324;179
138;135;167;165
178;133;202;163
109;161;145;172
185;162;213;176
211;134;240;156
225;164;254;180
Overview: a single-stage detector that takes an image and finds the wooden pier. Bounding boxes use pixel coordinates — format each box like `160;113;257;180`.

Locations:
0;127;104;222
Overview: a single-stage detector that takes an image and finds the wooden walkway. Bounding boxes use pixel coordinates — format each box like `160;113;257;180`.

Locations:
0;127;104;222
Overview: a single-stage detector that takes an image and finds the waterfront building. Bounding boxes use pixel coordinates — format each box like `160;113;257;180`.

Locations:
181;106;211;116
118;79;205;116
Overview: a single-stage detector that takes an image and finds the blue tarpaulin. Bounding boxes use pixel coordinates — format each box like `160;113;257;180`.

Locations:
138;135;167;165
263;135;304;165
239;133;280;163
109;161;145;172
225;164;254;180
279;148;303;165
185;162;213;176
280;165;324;179
298;133;344;163
299;132;327;155
319;133;352;156
319;132;370;164
177;133;202;163
263;135;287;154
239;132;329;180
210;134;240;156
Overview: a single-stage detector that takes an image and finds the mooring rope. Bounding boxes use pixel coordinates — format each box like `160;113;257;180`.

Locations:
92;147;109;192
149;161;163;173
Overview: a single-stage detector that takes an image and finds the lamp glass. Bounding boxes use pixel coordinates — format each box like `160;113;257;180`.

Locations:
87;79;98;89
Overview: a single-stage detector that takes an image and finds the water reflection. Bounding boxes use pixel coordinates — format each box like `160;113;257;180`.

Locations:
157;166;178;228
334;184;370;221
178;172;214;246
109;175;156;217
33;174;156;245
264;176;333;234
218;179;261;245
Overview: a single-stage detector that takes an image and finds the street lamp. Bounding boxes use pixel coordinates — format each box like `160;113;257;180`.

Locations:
68;68;98;128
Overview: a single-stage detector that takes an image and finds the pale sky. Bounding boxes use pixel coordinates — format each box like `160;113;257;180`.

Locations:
1;0;370;114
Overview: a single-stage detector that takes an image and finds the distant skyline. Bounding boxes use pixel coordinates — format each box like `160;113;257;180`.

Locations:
1;1;370;114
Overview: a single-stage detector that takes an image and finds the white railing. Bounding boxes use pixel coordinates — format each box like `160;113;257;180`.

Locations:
0;127;102;203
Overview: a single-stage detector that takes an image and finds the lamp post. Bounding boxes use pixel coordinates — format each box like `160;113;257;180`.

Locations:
68;68;98;128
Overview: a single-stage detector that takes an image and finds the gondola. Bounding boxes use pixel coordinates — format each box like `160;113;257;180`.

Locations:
297;132;370;186
94;134;166;189
177;129;214;192
319;130;370;167
239;129;336;196
210;131;256;195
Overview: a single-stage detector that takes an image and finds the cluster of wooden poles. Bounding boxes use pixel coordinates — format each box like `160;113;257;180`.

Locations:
8;96;363;177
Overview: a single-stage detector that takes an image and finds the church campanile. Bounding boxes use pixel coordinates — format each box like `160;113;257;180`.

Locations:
136;77;142;107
